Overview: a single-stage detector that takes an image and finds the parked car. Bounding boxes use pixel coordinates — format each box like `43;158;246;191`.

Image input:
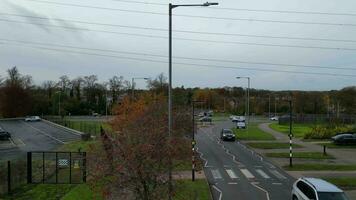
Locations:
292;177;349;200
331;133;356;145
220;129;235;141
25;116;41;122
0;128;11;141
270;116;279;121
199;116;212;123
236;121;246;129
229;115;237;120
232;116;245;123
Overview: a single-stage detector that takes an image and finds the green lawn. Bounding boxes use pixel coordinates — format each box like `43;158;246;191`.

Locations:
212;113;229;122
247;142;303;149
284;164;356;171
234;124;275;141
318;142;356;149
269;123;313;138
323;177;356;189
62;184;103;200
266;152;334;159
57;140;98;152
174;179;211;200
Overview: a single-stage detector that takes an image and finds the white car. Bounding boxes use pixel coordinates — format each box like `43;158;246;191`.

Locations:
25;116;41;122
270;116;279;121
292;177;349;200
236;121;246;129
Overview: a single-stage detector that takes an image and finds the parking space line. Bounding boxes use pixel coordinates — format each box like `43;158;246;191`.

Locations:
21;122;65;144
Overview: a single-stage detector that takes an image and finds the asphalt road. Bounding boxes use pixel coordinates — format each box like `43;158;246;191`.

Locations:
0;119;81;161
196;120;295;200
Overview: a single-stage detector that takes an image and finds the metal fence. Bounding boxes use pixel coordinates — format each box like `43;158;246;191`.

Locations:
28;152;87;184
0;159;27;196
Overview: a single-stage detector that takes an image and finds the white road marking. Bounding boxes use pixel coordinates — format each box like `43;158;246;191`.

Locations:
266;162;276;169
269;170;287;180
212;185;223;200
256;169;270;179
240;169;255;179
18;139;25;146
196;147;211;168
254;165;263;168
21;121;65;144
8;137;16;146
211;169;222;179
251;182;270;200
226;169;239;179
228;182;238;185
272;183;282;185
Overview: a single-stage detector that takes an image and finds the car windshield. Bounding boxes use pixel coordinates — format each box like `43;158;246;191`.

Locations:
223;130;233;135
318;192;349;200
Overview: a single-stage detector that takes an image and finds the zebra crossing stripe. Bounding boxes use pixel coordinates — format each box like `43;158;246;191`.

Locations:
211;169;222;179
240;169;255;179
226;169;238;179
269;170;287;180
256;169;270;179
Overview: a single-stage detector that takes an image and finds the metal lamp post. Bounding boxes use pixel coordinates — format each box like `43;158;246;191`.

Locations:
168;2;218;198
236;77;250;127
131;77;149;99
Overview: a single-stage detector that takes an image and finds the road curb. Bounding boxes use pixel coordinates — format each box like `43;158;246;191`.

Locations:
42;119;83;136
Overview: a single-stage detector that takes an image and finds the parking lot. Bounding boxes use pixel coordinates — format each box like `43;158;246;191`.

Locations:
0;119;81;161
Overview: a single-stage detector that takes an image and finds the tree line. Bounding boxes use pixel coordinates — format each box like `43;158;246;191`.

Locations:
0;66;355;118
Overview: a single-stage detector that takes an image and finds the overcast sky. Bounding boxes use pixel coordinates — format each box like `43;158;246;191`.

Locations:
1;0;356;90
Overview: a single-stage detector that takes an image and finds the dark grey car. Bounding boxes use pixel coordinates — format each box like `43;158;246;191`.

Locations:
331;133;356;145
220;129;236;141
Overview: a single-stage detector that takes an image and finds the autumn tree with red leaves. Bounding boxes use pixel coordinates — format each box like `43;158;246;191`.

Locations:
89;94;192;200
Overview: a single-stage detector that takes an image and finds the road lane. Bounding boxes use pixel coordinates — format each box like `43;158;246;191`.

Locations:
196;120;295;200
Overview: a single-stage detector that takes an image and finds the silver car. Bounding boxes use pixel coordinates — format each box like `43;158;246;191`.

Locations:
292;177;349;200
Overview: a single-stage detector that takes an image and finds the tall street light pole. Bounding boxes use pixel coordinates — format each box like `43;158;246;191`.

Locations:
131;77;149;99
169;2;218;198
236;77;250;127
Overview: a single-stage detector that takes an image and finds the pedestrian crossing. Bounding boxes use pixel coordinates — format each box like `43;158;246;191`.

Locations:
210;167;288;182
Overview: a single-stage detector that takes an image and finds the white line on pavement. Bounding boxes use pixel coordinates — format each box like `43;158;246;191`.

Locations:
228;182;238;185
226;169;239;179
196;147;211;168
211;169;223;179
240;169;255;179
272;183;282;185
21;121;65;144
269;170;287;180
212;185;223;200
256;169;270;179
251;182;270;200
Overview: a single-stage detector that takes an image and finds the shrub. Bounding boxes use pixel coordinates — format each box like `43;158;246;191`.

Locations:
304;125;352;139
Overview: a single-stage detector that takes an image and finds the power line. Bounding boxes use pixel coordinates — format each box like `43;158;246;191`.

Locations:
1;38;356;71
3;42;356;78
3;13;356;43
19;0;356;27
112;0;356;17
3;18;356;51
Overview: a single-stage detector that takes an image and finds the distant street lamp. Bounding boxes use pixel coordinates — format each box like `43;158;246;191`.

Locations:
168;2;218;198
236;77;250;127
131;77;149;99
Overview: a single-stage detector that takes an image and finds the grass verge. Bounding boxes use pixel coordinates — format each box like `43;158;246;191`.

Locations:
284;164;356;171
323;177;356;190
247;142;303;149
318;142;356;149
269;123;313;138
234;124;275;141
174;179;211;200
266;152;334;159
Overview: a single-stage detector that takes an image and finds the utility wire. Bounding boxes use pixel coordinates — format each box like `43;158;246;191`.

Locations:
2;18;356;51
3;42;356;77
1;38;356;71
112;0;356;17
2;13;356;43
19;0;356;27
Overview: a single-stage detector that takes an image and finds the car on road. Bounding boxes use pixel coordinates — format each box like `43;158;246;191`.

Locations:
232;116;245;123
236;121;246;129
0;128;11;140
292;177;349;200
331;133;356;145
220;129;235;141
199;116;212;123
270;116;279;121
25;116;41;122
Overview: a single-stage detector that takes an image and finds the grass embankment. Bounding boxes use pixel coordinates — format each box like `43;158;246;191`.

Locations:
323;177;356;190
284;164;356;171
318;142;356;149
174;179;212;200
269;123;313;138
212;113;229;122
266;152;334;159
247;142;303;149
234;124;275;141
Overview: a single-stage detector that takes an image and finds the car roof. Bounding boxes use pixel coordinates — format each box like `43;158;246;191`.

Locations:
302;178;343;193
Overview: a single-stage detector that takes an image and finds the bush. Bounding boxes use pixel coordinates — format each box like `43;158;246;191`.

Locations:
304;125;352;139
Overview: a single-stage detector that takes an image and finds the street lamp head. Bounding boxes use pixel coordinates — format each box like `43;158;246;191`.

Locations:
203;2;219;6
